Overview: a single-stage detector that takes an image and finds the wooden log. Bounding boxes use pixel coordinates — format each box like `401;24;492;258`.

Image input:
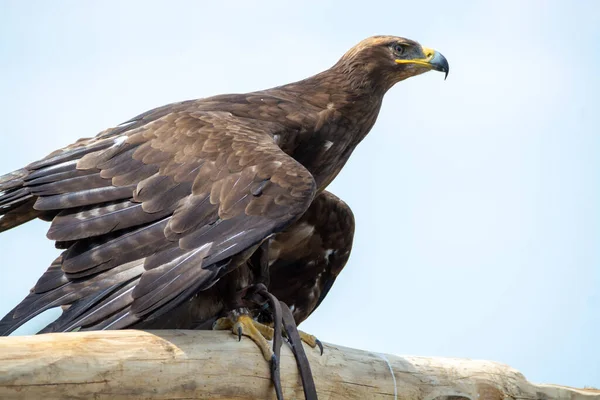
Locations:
0;330;597;400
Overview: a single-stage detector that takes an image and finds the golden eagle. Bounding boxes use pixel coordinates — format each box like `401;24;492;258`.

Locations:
0;35;448;398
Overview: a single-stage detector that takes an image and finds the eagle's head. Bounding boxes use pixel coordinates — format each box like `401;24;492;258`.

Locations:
336;35;449;92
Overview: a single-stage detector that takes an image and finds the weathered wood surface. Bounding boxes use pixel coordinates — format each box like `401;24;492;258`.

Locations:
0;330;597;399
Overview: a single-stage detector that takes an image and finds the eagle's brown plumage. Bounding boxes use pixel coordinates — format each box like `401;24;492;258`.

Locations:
0;35;448;335
124;190;355;331
267;191;354;325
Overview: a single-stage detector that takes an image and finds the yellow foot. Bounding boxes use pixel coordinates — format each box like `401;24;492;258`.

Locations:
214;310;285;400
298;331;321;349
239;319;324;355
298;330;324;355
213;310;274;362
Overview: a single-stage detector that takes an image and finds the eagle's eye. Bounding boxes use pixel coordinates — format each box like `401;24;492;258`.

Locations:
392;43;405;57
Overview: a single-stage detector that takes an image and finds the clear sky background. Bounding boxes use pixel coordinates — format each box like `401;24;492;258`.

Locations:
1;0;598;389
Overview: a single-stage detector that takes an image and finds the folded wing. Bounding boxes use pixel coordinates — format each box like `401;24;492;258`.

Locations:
0;101;316;335
267;191;355;325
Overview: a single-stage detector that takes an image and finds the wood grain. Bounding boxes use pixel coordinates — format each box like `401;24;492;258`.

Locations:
0;330;597;400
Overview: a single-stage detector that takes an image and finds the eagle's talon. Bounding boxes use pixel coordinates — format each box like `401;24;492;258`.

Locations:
297;330;322;352
214;313;273;362
315;338;324;356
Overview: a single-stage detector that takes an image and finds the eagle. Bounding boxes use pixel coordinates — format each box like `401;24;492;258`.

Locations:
0;35;448;398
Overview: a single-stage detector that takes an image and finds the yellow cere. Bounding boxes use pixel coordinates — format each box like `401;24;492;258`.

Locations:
395;46;436;67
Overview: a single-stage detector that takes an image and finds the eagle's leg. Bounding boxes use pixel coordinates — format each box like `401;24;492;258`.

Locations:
248;239;320;350
213;278;285;400
212;244;277;363
213;309;274;362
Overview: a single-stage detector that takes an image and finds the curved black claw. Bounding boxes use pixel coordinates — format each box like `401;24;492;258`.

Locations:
237;325;242;342
315;339;324;356
271;353;284;400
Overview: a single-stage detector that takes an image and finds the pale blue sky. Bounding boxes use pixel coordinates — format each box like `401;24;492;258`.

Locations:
1;0;598;388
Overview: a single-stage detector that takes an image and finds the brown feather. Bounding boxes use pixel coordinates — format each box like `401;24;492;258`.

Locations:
0;35;444;334
267;191;355;324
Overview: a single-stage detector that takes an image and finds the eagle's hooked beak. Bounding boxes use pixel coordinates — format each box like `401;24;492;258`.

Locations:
395;46;450;80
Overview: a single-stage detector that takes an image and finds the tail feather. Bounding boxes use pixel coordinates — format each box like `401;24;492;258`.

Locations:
0;258;145;335
39;279;140;333
0;301;48;336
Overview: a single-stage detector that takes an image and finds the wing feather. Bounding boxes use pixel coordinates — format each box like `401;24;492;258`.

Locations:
267;191;355;324
48;200;172;242
1;101;316;334
33;185;136;211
